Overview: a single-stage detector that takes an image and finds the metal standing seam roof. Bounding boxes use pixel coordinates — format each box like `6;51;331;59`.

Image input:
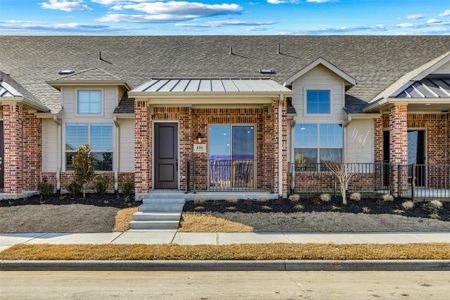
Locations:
0;80;21;97
397;77;450;99
132;78;292;94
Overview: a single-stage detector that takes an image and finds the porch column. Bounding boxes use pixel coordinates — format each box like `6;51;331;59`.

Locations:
134;100;151;195
273;97;288;197
22;109;41;191
2;104;23;193
179;106;192;191
389;103;408;196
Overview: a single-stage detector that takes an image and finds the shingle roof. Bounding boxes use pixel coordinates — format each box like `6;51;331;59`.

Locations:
0;36;449;113
54;67;122;82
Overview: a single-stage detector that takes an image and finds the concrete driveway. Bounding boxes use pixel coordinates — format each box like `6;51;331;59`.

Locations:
0;271;449;299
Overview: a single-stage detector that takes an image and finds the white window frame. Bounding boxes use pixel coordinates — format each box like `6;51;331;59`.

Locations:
64;123;114;172
76;89;104;116
304;88;332;116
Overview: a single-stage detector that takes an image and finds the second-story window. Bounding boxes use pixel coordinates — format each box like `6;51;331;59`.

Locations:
306;89;330;114
77;90;102;114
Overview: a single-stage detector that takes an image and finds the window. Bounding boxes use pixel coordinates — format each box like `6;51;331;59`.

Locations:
208;125;255;189
65;124;113;171
77;90;102;114
295;123;343;169
306;90;330;114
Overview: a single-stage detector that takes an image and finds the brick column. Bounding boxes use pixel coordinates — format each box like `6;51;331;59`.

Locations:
23;110;42;191
3;104;23;193
272;98;288;197
389;104;408;196
374;116;384;162
179;106;192;191
134;101;151;194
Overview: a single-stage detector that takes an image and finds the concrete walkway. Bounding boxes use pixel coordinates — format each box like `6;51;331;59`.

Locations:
2;232;450;250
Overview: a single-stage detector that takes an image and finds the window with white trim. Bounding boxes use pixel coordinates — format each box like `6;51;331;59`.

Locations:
306;90;330;114
294;123;343;168
77;90;102;114
65;124;113;171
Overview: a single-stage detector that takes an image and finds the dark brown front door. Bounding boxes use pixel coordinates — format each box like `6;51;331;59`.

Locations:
154;123;178;189
0;121;4;190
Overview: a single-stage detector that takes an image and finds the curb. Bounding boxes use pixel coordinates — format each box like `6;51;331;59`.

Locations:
1;260;450;271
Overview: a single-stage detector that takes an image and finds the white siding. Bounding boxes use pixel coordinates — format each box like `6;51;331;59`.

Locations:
345;119;374;163
432;61;450;74
42;119;58;172
291;65;346;124
119;118;135;172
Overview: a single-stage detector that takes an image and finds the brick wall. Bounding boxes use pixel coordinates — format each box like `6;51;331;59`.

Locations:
23;110;42;191
134;101;151;193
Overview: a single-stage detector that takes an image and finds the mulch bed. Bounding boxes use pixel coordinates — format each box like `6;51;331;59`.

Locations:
1;243;449;260
183;197;450;221
0;193;141;208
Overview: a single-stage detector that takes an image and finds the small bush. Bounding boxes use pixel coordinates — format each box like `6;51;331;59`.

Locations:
382;194;394;202
225;206;236;211
289;194;300;202
294;204;304;210
194;197;205;205
393;209;404;214
320;193;331;202
66;181;81;196
423;202;439;215
257;197;269;203
71;145;95;198
227;198;238;205
402;201;414;210
38;178;54;197
361;207;370;214
350;192;361;201
261;205;272;211
430;200;443;209
95;176;110;194
120;176;134;200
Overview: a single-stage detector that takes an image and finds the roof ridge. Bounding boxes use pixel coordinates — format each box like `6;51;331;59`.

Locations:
57;67;121;80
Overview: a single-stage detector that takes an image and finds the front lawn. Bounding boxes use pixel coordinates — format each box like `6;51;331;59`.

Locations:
0;194;140;233
1;243;449;260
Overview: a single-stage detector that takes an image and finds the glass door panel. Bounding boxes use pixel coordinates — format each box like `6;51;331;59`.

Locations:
232;126;255;188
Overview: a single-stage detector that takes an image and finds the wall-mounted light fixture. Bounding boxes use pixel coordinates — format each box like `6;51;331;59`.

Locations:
195;132;205;143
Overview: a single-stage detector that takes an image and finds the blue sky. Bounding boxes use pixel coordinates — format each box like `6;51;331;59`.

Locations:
0;0;449;35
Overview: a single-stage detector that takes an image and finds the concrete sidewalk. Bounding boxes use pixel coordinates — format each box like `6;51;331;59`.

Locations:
2;232;450;251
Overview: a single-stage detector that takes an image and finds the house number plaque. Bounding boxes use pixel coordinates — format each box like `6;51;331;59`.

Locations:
193;144;207;153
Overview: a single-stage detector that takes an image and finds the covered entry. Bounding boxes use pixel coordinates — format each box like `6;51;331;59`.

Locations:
154;122;178;189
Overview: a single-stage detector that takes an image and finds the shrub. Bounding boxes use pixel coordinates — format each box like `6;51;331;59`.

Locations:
422;202;439;215
294;204;304;210
261;205;272;211
289;194;300;202
350;192;361;201
430;200;443;209
72;145;95;198
120;176;134;201
225;206;236;211
362;207;370;213
402;201;414;210
38;178;54;198
66;181;81;196
257;197;269;203
95;176;110;194
194;206;205;211
227;197;238;205
382;194;394;202
319;193;331;202
194;197;205;205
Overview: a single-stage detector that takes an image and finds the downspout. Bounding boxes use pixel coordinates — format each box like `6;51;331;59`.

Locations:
278;94;283;198
113;116;120;193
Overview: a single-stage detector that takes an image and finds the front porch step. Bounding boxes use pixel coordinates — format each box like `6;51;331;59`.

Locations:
129;220;180;230
147;192;186;199
132;211;181;221
139;203;185;213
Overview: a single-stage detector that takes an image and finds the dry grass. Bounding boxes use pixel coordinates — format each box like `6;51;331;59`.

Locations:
112;207;138;232
1;243;449;260
178;213;253;232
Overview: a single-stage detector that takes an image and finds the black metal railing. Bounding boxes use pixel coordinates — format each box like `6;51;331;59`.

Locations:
186;159;260;192
398;164;450;200
288;161;391;195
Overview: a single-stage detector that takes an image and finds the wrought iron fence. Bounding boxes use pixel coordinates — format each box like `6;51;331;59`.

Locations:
186;159;261;192
397;164;450;200
288;161;391;195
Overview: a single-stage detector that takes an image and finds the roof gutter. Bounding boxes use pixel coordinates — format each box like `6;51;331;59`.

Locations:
47;80;131;90
0;97;49;112
364;98;450;112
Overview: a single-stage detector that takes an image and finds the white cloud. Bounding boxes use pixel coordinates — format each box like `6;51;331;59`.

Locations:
176;20;275;28
267;0;298;4
440;9;450;17
306;0;333;3
426;18;443;25
397;23;414;28
40;0;92;12
404;14;424;20
245;26;272;31
0;22;141;32
97;1;243;23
